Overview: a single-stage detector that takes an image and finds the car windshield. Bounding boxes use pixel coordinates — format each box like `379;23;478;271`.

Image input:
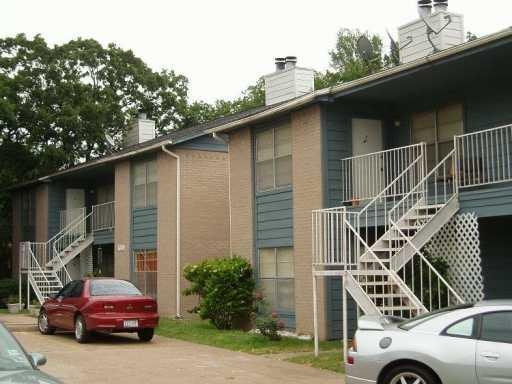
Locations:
90;280;142;296
399;304;474;330
0;324;32;371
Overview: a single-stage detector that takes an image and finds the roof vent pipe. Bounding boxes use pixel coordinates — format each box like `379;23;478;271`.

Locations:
275;57;286;71
433;0;448;12
417;0;432;17
284;56;297;69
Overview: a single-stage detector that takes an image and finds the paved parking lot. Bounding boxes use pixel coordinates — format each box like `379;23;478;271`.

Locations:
14;331;344;384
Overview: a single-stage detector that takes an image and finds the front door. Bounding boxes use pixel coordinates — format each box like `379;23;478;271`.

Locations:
64;188;85;227
351;118;383;200
476;311;512;384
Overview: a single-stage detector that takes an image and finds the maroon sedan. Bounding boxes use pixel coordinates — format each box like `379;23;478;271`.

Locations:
38;278;159;343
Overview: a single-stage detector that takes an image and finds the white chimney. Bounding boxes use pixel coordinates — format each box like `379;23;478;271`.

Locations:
124;112;156;146
264;56;314;106
398;0;464;64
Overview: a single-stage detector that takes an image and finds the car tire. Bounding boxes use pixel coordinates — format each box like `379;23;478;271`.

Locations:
382;364;440;384
137;328;154;342
74;315;90;343
38;310;56;335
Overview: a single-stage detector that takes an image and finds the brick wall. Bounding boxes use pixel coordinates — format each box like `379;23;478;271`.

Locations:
114;161;131;280
156;151;178;316
291;105;328;339
179;149;230;314
228;127;253;261
157;148;230;317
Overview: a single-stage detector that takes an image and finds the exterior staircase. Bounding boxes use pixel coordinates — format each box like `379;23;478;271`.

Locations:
313;144;464;319
19;201;115;304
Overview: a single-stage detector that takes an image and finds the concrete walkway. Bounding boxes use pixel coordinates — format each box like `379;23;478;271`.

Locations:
2;313;344;384
0;312;38;332
14;331;344;384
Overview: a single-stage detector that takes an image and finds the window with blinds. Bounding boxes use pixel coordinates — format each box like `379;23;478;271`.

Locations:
132;159;157;208
412;103;463;169
258;247;295;313
255;124;292;192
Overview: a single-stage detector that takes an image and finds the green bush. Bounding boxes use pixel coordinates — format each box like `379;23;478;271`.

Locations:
256;311;285;341
183;256;256;330
0;279;18;307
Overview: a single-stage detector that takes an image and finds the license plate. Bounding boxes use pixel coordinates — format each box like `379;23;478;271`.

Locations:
123;320;138;328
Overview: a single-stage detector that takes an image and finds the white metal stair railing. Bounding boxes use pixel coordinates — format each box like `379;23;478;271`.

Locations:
455;124;512;188
20;243;63;303
92;201;115;231
340;143;426;204
388;148;464;311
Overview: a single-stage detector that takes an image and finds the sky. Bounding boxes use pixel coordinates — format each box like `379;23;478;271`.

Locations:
1;0;511;103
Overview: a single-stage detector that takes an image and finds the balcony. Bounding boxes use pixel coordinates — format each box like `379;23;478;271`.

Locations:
59;201;115;233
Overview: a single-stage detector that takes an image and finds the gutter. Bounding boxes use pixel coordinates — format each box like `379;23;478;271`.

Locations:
161;142;182;319
205;27;512;135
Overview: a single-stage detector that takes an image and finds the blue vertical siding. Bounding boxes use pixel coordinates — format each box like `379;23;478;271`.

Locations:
255;188;293;248
131;207;157;249
322;105;357;340
47;183;65;238
93;229;115;245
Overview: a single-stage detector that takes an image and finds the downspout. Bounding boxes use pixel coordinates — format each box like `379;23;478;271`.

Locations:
212;132;232;256
161;143;182;318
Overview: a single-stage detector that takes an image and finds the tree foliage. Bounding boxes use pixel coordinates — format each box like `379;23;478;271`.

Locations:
0;34;190;171
185;78;265;126
315;28;399;89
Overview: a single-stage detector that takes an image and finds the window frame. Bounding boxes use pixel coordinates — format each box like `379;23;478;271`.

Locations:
255;124;292;193
411;103;463;169
257;247;295;314
476;310;512;345
132;159;157;208
440;314;479;340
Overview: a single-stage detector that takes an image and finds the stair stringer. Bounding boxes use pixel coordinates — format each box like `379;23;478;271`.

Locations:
344;273;381;315
47;234;94;271
391;196;459;271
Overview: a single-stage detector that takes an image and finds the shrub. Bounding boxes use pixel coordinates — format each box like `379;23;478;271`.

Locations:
256;311;285;341
0;279;19;307
183;256;256;330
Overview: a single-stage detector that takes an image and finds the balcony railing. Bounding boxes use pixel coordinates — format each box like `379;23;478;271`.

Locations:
92;201;115;232
455;124;512;188
340;143;426;204
59;207;86;230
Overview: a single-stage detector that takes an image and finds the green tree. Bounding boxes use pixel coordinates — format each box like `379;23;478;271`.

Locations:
185;78;264;125
0;34;191;276
315;28;399;88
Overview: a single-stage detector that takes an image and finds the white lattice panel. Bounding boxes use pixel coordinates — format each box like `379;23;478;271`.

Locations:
425;212;484;303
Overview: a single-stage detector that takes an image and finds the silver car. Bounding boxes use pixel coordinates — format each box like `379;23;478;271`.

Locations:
346;300;512;384
0;321;61;383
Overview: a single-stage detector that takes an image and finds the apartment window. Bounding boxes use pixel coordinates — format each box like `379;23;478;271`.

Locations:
412;103;463;170
255;124;292;192
258;247;294;313
132;159;157;208
133;249;157;298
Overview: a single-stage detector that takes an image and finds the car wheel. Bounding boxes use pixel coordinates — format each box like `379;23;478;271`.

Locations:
38;310;56;335
383;364;439;384
74;315;90;343
137;328;154;342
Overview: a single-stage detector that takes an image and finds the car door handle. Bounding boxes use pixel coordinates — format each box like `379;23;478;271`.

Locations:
481;352;500;360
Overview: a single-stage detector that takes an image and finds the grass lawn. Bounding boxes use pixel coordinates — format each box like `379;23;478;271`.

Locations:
156;318;342;356
286;351;344;374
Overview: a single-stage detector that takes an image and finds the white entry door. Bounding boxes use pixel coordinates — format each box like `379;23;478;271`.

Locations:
63;189;85;228
351;119;383;200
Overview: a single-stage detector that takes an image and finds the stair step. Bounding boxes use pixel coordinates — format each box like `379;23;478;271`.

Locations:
382;237;409;242
395;225;420;230
368;293;409;299
416;204;445;210
379;306;418;311
371;247;402;252
406;214;433;220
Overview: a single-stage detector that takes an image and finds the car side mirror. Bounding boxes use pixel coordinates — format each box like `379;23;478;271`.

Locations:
29;352;47;367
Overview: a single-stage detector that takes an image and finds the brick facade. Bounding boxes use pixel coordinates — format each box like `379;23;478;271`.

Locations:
291;105;328;339
228;128;253;261
114;161;131;280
